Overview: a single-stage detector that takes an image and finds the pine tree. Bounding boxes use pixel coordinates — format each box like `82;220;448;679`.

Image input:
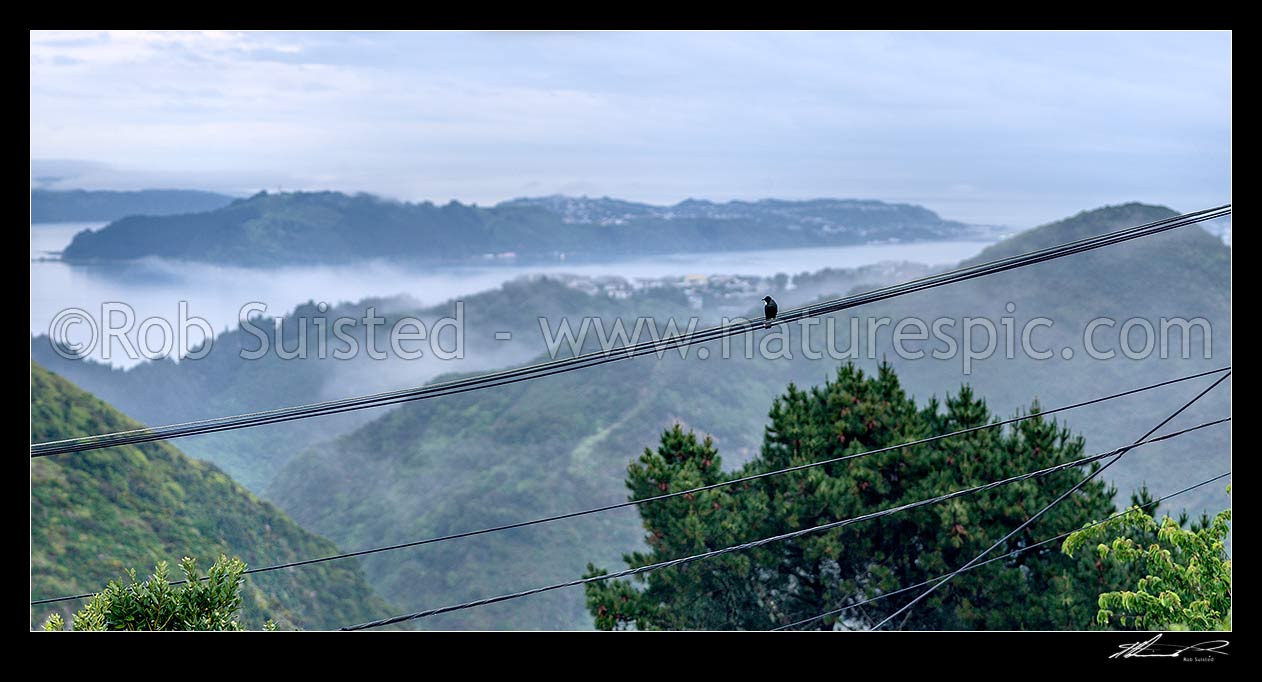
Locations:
586;362;1124;630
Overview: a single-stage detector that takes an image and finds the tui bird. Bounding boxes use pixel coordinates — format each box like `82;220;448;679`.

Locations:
762;295;778;328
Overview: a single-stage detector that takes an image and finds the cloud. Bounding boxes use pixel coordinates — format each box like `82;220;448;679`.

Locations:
29;30;1231;227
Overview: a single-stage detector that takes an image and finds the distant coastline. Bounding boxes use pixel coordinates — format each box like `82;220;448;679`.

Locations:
46;191;1004;268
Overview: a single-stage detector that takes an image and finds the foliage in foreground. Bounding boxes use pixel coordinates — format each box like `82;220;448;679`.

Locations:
43;555;276;631
1063;486;1231;630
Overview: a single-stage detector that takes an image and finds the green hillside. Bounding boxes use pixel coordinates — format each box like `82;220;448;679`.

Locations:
29;362;393;630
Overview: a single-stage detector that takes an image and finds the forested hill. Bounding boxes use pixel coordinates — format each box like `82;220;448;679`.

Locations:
59;191;985;265
31;189;237;223
29;362;393;630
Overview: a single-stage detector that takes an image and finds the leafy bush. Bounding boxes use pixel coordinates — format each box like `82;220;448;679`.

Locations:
42;555;277;631
1062;486;1231;630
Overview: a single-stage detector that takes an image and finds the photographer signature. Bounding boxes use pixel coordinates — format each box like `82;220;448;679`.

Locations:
1111;634;1229;660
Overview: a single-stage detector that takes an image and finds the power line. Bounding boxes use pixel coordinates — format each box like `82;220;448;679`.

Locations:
29;366;1228;606
772;470;1232;631
870;370;1231;630
338;417;1228;631
31;204;1231;457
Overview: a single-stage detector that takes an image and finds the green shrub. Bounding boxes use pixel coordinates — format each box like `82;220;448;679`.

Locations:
42;555;277;631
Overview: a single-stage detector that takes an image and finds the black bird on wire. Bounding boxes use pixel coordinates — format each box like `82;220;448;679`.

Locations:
763;295;778;328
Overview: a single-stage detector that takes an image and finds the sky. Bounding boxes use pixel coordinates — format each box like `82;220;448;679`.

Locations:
29;30;1231;228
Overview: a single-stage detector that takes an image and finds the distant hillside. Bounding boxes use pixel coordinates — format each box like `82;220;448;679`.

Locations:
29;262;921;493
30;278;701;491
851;202;1231;512
31;189;237;223
30;362;393;630
59;191;986;265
